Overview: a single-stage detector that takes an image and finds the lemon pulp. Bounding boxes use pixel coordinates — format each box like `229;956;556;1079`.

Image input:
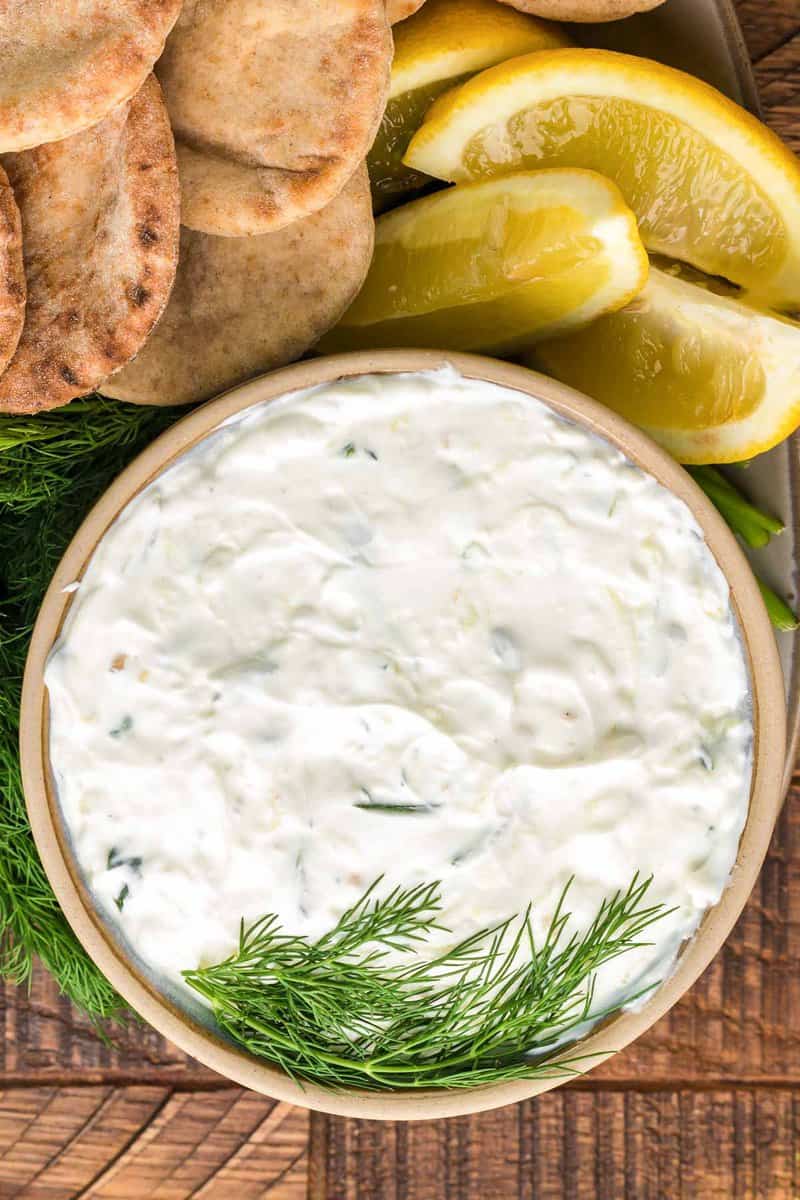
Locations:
462;96;784;290
319;169;647;356
405;50;800;306
531;265;800;463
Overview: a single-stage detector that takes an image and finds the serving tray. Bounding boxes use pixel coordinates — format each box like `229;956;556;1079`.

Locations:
586;0;800;795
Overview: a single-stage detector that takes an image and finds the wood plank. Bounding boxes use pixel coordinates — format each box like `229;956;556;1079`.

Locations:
736;0;800;62
0;1087;309;1200
754;36;800;153
311;1088;800;1200
0;1087;165;1198
0;968;216;1084
741;0;800;155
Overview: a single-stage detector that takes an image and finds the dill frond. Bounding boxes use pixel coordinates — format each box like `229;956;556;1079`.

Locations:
184;874;670;1091
0;395;183;1020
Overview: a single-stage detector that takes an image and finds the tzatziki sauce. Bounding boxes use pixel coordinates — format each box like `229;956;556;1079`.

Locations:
46;367;753;1019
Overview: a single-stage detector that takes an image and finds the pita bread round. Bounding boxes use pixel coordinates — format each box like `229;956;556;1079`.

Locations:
387;0;427;22
0;76;180;414
157;0;391;230
176;140;341;238
496;0;664;17
0;1;182;153
0;165;25;375
103;165;374;406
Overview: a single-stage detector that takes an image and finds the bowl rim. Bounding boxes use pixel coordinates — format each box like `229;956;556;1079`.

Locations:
20;348;787;1120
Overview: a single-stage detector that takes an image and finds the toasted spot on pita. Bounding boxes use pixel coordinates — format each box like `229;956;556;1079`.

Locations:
0;165;25;375
387;0;427;21
158;0;391;227
0;0;182;153
0;76;180;414
103;164;374;407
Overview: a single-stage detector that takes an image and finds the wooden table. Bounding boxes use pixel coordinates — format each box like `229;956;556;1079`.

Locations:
1;4;798;1197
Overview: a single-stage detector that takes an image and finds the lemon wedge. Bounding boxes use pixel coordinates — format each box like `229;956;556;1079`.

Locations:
369;0;570;210
318;168;647;356
529;264;800;464
405;48;800;307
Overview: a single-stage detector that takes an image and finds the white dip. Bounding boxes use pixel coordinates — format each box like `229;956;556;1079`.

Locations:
46;368;752;1016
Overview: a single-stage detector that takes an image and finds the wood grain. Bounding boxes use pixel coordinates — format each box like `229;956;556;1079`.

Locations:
754;37;800;153
737;0;800;61
309;1089;800;1200
0;1087;309;1199
0;2;797;1197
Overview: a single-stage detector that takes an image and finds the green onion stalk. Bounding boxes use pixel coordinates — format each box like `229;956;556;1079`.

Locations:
688;466;798;631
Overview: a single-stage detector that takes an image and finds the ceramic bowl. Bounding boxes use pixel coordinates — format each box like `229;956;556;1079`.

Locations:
20;349;787;1120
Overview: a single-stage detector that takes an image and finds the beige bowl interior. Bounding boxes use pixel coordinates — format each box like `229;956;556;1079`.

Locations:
20;350;787;1120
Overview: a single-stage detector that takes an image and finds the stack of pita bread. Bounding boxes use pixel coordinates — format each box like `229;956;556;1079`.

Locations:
0;0;392;412
0;3;182;413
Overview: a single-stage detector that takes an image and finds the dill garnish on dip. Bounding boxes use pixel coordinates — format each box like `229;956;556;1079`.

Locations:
45;368;753;1088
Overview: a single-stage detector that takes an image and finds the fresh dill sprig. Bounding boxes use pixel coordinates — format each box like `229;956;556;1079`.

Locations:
0;394;184;1021
184;874;670;1091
